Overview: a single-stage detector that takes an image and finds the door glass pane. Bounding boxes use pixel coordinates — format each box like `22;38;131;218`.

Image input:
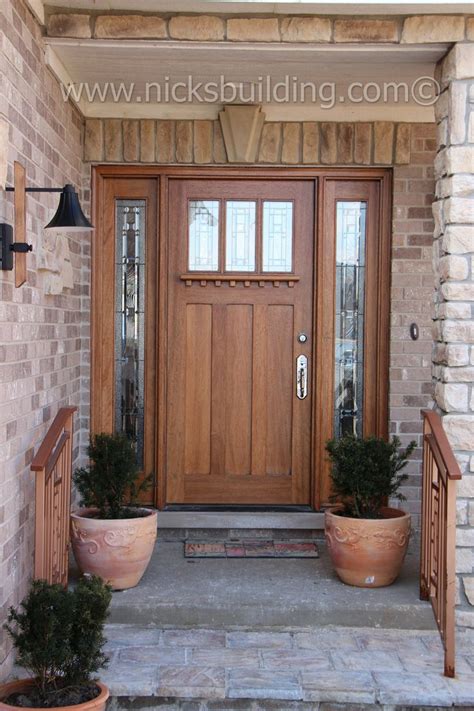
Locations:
262;201;293;272
225;201;256;272
115;200;146;467
334;201;366;439
188;200;219;271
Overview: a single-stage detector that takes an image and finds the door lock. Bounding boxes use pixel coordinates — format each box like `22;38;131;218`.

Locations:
297;333;308;343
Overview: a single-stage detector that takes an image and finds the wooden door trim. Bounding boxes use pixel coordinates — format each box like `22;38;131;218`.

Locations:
156;174;169;509
91;166;392;511
93;165;390;180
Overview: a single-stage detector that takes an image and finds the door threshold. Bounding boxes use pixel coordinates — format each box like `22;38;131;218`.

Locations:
157;510;325;529
164;504;314;512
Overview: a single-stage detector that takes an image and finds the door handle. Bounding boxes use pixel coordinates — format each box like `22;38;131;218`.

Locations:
296;354;308;400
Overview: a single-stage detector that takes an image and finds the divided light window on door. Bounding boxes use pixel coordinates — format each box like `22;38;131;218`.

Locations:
187;199;294;275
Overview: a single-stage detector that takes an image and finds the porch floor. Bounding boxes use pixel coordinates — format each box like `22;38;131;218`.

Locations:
101;623;474;707
96;536;474;707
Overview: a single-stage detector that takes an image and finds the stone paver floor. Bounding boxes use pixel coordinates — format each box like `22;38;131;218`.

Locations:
96;624;474;706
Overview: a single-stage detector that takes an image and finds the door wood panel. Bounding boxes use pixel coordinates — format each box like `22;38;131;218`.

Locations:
166;179;315;504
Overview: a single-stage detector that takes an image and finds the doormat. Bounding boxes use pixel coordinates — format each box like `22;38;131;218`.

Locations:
184;540;319;558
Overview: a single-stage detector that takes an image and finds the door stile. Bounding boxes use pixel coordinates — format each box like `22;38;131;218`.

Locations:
310;178;319;510
315;177;336;509
144;185;158;502
291;297;308;504
362;181;380;437
156;174;169;509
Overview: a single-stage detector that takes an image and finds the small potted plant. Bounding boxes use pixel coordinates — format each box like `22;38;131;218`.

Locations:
324;434;416;588
70;433;157;590
0;576;111;711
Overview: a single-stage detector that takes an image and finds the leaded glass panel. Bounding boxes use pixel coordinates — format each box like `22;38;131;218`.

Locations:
262;201;293;272
114;200;146;467
225;201;256;272
188;200;219;271
334;201;366;439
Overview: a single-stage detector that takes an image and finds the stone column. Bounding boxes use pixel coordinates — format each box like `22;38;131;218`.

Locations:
433;42;474;628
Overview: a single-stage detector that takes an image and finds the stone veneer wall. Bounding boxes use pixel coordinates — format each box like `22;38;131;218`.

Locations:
0;0;88;679
83;117;437;527
433;43;474;628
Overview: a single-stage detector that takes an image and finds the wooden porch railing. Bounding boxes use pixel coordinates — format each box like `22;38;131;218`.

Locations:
420;409;462;678
31;407;77;587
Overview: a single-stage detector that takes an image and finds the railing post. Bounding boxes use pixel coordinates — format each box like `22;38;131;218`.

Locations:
31;407;77;587
420;419;430;601
444;474;457;678
420;409;462;679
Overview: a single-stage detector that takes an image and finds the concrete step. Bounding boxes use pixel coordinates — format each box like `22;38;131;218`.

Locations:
107;539;435;630
159;527;324;540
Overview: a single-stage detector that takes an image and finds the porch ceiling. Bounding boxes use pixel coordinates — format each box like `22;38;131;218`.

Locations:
45;38;448;121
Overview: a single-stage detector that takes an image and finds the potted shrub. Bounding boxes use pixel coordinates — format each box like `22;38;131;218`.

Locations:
71;433;157;590
0;576;111;711
324;434;416;588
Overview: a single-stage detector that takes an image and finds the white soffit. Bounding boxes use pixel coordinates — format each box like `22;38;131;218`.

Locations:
40;0;473;15
45;38;448;121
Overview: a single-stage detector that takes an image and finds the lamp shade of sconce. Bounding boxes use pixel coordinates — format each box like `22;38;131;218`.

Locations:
45;184;93;231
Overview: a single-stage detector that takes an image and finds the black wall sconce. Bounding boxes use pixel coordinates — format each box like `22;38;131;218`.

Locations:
1;161;93;286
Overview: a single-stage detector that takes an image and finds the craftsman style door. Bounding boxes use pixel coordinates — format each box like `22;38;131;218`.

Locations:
166;179;315;504
92;167;391;510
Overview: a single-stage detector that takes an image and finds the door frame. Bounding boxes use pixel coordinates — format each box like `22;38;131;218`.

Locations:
91;165;392;511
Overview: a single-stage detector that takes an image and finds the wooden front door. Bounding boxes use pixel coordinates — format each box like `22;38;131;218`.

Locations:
166;179;315;504
92;167;392;510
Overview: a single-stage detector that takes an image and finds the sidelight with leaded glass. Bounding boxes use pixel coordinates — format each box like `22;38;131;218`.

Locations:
334;201;366;439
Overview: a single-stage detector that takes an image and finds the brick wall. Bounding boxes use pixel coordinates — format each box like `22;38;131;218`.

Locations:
390;124;437;524
0;0;88;679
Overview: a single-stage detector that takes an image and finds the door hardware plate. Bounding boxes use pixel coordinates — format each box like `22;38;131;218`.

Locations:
296;354;308;400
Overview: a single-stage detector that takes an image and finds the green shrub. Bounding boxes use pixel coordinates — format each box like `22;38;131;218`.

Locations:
74;433;152;519
325;434;416;518
5;576;111;703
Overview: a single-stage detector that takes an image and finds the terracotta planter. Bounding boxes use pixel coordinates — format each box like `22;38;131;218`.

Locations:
70;508;157;590
0;680;109;711
325;507;411;588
